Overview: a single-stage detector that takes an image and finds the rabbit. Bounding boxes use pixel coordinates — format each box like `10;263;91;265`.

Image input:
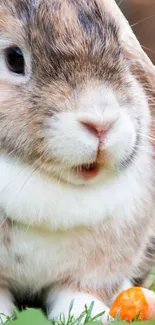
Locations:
0;0;155;323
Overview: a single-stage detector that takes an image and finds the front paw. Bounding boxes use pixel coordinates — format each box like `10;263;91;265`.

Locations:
0;290;15;324
47;289;112;324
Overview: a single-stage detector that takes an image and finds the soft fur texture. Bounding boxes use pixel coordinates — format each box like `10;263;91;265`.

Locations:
0;0;155;323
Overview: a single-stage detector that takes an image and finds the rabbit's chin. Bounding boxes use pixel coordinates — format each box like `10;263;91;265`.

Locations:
39;161;102;185
36;140;139;186
0;143;153;230
38;162;124;186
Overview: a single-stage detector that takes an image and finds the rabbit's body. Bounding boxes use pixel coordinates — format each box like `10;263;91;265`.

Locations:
0;152;154;320
0;0;155;322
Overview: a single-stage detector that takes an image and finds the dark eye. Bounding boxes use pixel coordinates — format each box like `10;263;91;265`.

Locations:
5;47;25;75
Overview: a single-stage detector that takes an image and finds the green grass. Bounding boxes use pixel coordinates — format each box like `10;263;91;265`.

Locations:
3;308;155;325
2;268;155;325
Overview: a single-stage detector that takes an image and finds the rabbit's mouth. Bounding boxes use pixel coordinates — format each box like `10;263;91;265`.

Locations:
74;162;99;180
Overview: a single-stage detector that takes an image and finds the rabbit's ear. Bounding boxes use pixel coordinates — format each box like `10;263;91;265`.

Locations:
103;0;155;109
123;38;155;142
123;42;155;111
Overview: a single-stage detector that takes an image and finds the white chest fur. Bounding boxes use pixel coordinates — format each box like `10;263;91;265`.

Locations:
0;217;151;294
0;154;154;293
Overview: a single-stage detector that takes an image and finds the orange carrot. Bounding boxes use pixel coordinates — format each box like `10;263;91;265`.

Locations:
109;287;155;321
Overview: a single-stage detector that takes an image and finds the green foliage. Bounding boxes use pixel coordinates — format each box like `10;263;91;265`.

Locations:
5;309;49;325
3;308;155;325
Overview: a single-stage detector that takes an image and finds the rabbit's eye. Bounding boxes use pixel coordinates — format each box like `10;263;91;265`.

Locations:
5;47;25;75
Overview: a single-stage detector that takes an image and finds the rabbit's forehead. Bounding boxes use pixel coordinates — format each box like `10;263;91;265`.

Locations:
0;0;119;42
0;0;122;85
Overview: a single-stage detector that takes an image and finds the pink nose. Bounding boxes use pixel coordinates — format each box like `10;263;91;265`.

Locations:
81;121;111;140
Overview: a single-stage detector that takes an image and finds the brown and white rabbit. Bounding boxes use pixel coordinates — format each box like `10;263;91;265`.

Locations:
0;0;155;323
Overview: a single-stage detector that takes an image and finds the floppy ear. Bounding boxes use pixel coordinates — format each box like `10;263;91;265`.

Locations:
124;44;155;110
121;14;155;142
124;31;155;147
103;0;155;143
122;25;155;126
104;0;155;109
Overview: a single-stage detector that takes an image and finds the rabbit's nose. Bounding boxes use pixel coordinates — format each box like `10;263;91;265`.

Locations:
80;121;113;141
